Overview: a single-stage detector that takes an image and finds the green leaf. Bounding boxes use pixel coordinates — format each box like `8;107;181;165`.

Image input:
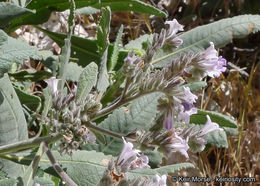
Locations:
0;74;28;178
8;69;52;82
33;177;55;186
34;26;100;67
19;143;45;186
108;25;124;72
0;150;193;186
96;7;111;93
0;2;34;29
0;30;42;77
14;87;41;111
42;87;52;121
152;15;260;67
6;0;165;33
0;178;17;186
76;62;98;103
190;109;238;128
85;92;163;156
65;62;84;82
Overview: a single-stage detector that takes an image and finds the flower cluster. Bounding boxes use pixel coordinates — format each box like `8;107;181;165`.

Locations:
99;138;167;186
45;77;99;155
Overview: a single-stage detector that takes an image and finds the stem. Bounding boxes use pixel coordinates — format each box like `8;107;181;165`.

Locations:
85;122;124;139
0;133;62;155
91;92;150;121
43;142;78;186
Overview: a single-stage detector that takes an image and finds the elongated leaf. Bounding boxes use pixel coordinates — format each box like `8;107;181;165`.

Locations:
96;7;111;93
34;26;100;67
0;30;42;77
19;143;44;186
76;62;98;103
0;74;28;178
0;2;34;29
152;15;260;67
0;151;193;186
6;0;166;33
190;109;237;128
108;25;124;71
85;92;163;156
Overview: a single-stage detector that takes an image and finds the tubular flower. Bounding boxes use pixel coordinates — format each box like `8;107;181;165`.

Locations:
165;19;184;48
185;42;227;80
115;138;150;173
189;115;224;152
45;77;60;96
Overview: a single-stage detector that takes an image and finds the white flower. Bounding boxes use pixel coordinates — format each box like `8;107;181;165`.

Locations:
165;19;184;48
45;77;60;95
153;174;167;186
199;115;223;136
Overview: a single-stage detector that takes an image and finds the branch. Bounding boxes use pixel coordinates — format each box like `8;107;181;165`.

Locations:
0;133;62;155
43;142;78;186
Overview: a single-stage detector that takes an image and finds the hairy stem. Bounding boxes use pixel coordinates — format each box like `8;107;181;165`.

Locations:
0;133;62;155
43;142;78;186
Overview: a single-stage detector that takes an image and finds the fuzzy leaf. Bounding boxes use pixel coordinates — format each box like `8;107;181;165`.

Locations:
0;30;42;77
152;15;260;67
0;151;193;186
206;130;228;148
184;81;207;92
108;25;124;71
0;74;28;178
96;7;110;93
84;93;163;156
190;109;238;128
8;69;52;82
65;62;84;82
76;62;98;103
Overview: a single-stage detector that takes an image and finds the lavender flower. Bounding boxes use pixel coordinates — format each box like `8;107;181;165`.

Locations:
115;138;150;173
185;42;227;80
165;19;184;48
161;131;190;159
189;115;224;152
163;110;174;130
122;51;142;77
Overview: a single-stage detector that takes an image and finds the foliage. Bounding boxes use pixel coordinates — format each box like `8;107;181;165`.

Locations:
0;0;258;185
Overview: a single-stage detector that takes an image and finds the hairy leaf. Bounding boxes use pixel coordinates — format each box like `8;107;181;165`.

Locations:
85;93;163;156
76;62;98;103
8;69;52;82
0;150;193;186
0;74;28;178
108;25;124;72
152;15;260;67
65;62;84;82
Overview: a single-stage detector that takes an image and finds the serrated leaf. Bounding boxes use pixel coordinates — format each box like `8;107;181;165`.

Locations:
0;150;193;186
190;109;238;128
34;26;100;67
14;87;41;111
85;92;163;156
0;30;43;77
152;15;260;67
108;25;124;72
8;69;52;82
0;74;28;178
0;2;34;29
96;7;110;93
6;0;165;33
76;62;98;103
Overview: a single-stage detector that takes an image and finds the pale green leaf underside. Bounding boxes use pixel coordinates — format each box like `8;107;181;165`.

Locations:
0;74;28;178
84;93;163;156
